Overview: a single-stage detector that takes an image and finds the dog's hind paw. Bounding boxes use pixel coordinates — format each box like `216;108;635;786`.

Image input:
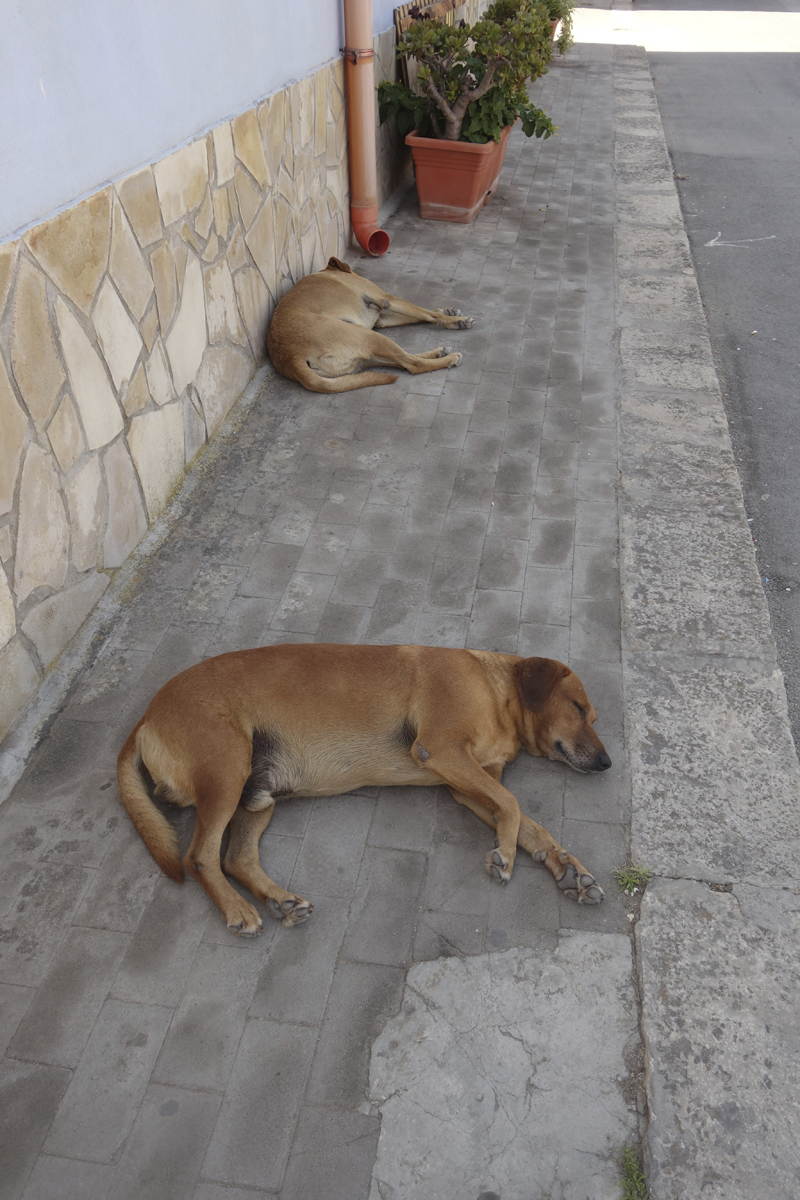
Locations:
487;848;511;884
445;308;462;316
556;863;604;904
457;316;474;329
268;896;314;927
439;345;454;357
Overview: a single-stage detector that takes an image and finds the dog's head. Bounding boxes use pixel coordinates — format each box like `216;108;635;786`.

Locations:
515;657;611;773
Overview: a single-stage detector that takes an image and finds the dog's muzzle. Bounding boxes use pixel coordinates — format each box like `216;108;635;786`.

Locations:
554;742;612;773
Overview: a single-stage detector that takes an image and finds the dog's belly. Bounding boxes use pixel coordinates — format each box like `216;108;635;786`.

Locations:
280;753;442;798
245;726;441;803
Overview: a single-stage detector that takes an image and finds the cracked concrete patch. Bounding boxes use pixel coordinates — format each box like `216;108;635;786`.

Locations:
367;935;639;1200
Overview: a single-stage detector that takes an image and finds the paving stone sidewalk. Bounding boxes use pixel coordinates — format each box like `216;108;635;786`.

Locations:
0;47;641;1200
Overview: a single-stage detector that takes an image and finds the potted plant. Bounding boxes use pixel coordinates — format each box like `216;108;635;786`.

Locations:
547;0;575;55
378;0;557;223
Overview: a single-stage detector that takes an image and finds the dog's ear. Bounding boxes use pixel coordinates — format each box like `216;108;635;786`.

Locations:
515;658;571;714
326;257;352;274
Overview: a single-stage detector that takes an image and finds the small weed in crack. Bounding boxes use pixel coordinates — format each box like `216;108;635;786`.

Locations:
612;864;653;896
619;1146;648;1200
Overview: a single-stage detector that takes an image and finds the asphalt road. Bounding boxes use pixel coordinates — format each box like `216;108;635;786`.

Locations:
636;0;800;744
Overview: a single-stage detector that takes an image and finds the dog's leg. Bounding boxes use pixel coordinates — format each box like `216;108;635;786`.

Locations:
184;764;265;936
292;363;399;393
413;743;520;881
373;295;474;330
223;804;313;928
361;330;463;375
448;778;604;904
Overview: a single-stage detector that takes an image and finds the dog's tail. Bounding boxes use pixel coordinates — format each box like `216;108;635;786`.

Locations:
117;725;184;884
291;363;398;393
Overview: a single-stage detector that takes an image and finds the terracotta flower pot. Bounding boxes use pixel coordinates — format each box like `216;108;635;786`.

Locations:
405;125;514;223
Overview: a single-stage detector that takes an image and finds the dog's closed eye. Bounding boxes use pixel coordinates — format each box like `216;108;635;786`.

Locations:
572;701;586;719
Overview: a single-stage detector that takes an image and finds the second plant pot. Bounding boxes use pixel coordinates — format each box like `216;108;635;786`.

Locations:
405;125;514;223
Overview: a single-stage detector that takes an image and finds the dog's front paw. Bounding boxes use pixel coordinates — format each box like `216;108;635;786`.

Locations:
445;308;461;316
225;896;263;937
268;896;314;927
486;848;511;884
457;316;474;329
556;861;604;904
439;345;454;357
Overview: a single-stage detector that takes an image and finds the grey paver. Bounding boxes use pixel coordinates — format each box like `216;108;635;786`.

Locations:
10;716;113;809
281;1109;380;1200
9;927;130;1068
67;649;152;727
342;848;426;968
367;786;439;854
0;985;31;1059
0;863;93;988
527;518;575;567
248;894;348;1026
569;596;621;663
19;1156;114;1200
43;999;172;1163
107;1084;220;1200
152;942;264;1091
110;876;211;1007
39;770;122;870
305;962;405;1110
412;909;486;962
486;858;559;950
467;587;522;651
0;802;62;915
270;572;335;633
0;1060;71;1200
289;793;374;900
238;541;303;598
193;1187;272;1200
202;1019;317;1191
71;818;162;934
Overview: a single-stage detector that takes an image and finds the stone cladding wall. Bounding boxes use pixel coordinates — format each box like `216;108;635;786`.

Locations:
0;57;350;741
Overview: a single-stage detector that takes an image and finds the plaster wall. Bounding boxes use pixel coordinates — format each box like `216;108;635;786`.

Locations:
0;0;346;242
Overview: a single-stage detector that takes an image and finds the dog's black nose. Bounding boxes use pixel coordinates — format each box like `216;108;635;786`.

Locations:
596;752;612;771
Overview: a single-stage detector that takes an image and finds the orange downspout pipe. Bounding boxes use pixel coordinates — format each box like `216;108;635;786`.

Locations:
342;0;390;255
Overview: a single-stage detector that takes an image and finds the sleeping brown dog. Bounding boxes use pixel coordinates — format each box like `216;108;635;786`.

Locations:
267;256;473;393
117;644;611;935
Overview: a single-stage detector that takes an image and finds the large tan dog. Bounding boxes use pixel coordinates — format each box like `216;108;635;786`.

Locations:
118;644;611;935
267;257;473;393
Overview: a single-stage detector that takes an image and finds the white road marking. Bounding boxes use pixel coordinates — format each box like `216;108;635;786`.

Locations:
704;232;778;248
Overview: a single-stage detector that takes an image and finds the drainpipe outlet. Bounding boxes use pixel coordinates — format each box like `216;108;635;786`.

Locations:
351;204;390;256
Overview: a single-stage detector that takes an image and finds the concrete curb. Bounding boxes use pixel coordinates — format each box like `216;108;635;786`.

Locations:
613;45;800;1197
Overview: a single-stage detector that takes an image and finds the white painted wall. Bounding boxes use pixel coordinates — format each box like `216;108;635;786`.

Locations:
373;0;399;33
0;0;350;242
